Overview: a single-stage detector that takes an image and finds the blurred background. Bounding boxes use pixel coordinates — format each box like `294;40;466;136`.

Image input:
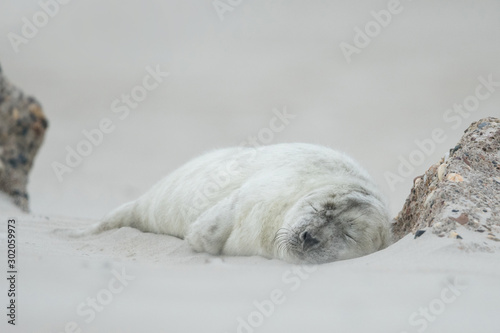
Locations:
1;0;499;219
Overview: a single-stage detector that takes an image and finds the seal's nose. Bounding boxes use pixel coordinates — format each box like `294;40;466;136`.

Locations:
300;231;320;251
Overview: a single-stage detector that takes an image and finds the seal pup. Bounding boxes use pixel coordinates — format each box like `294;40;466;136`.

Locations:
82;143;392;264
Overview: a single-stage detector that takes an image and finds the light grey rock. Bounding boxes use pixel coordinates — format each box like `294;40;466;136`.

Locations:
0;64;48;211
393;117;500;241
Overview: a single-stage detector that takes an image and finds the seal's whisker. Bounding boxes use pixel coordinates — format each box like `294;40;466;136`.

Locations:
276;239;293;257
274;227;297;258
273;227;293;243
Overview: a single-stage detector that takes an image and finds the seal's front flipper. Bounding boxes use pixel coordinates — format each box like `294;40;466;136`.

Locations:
185;194;237;255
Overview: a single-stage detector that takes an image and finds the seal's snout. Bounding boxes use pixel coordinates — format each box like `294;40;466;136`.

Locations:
300;230;320;251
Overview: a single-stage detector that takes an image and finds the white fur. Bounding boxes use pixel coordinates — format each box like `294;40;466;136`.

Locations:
90;143;392;263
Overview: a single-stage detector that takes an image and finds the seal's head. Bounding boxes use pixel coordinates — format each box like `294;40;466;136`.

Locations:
275;184;391;264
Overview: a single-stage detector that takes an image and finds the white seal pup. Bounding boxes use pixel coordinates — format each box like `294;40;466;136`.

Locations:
84;143;392;264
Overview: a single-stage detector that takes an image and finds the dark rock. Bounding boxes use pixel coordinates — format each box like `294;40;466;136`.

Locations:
414;230;426;239
0;65;48;211
393;117;500;241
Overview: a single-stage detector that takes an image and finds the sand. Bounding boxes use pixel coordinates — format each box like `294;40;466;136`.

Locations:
1;198;500;333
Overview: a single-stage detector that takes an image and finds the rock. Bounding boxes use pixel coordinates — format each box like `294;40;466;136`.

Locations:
0;65;48;211
487;234;500;242
448;230;463;239
446;173;464;182
451;213;469;225
393;117;500;241
414;229;426;239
